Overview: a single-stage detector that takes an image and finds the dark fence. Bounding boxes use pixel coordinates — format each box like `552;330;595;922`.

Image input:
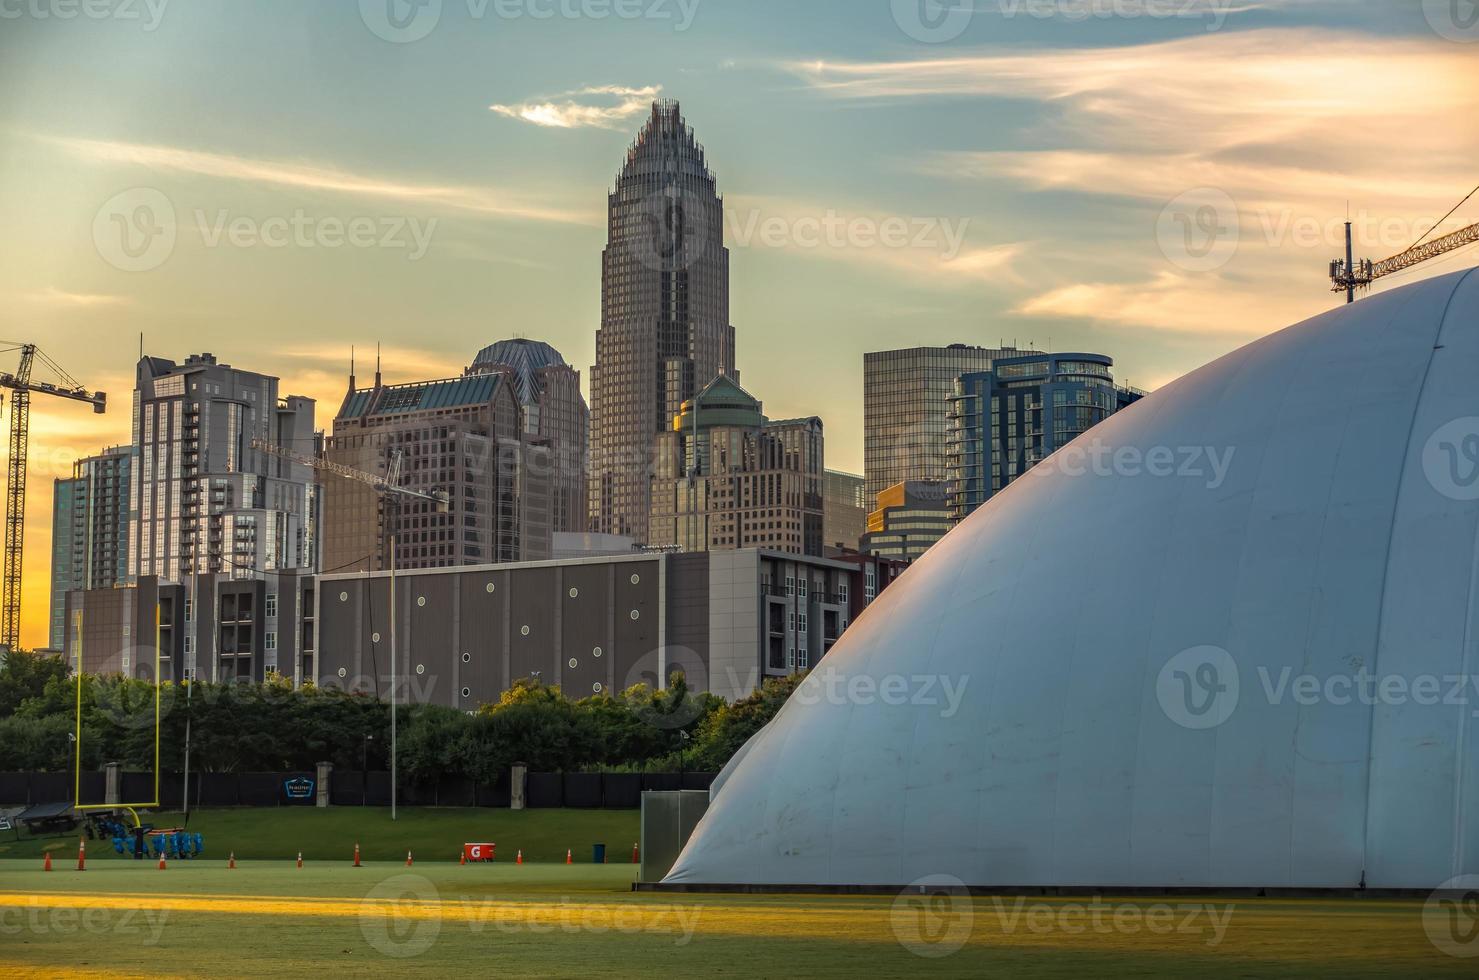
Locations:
0;770;716;809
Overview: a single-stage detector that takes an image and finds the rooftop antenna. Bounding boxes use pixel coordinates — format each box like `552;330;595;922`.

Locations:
1330;185;1479;304
375;343;383;388
349;346;357;393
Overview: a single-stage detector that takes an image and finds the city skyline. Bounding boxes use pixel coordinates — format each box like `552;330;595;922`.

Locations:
3;0;1478;646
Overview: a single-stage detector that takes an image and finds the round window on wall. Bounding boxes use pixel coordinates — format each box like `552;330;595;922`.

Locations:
521;625;531;637
371;632;381;644
593;682;603;694
569;587;579;598
416;664;425;676
630;610;640;621
593;647;603;658
485;582;496;594
337;668;347;679
417;596;426;607
462;652;471;664
461;687;471;699
568;658;578;669
339;591;348;602
630;573;641;585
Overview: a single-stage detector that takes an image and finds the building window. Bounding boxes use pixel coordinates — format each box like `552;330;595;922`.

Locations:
265;631;277;651
184;599;193;622
265;593;278;619
839;584;849;605
785;575;794;597
184;636;194;656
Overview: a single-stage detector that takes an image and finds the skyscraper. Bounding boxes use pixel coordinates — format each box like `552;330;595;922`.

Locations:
468;339;588;535
49;446;133;649
863;344;1021;500
130;354;317;583
946;353;1146;522
822;470;868;554
590;99;735;543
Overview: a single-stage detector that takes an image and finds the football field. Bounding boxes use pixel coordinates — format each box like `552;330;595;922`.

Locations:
0;859;1473;977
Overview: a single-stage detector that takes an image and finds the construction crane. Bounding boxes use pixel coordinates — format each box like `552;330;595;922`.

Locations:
250;437;447;824
1331;186;1479;303
0;344;107;650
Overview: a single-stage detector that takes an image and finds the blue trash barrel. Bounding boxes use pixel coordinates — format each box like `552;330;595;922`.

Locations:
592;843;606;864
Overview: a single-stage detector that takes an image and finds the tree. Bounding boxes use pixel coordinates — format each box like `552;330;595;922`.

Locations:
0;650;69;718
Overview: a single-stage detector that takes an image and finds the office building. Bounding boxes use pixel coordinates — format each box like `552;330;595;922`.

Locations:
468;339;589;535
130;354;317;585
315;547;893;706
590;100;735;543
822;470;868;554
49;446;133;649
648;376;824;556
860;481;951;562
321;362;550;574
946;353;1145;522
863;345;1023;500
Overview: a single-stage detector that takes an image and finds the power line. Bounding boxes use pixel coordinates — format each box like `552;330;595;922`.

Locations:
1408;183;1479;253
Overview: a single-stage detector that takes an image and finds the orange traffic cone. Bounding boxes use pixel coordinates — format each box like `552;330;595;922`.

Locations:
228;853;236;869
516;850;523;865
460;850;466;866
565;849;572;865
77;839;86;872
406;850;413;867
354;843;361;868
43;851;52;872
297;852;303;869
158;854;166;871
632;843;640;864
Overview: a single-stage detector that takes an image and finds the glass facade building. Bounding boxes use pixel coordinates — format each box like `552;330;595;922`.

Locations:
946;353;1145;522
822;469;868;553
49;446;133;650
863;345;1023;501
859;481;952;562
590;100;735;543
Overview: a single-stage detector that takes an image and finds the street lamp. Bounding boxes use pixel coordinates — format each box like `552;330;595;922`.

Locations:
362;733;374;807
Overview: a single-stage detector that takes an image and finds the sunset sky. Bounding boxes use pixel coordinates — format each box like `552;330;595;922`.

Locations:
1;0;1477;647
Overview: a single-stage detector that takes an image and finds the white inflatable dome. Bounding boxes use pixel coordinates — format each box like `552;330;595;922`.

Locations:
667;267;1479;889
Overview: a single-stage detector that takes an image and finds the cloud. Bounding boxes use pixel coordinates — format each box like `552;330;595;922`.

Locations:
490;85;662;130
17;287;131;308
41;135;598;226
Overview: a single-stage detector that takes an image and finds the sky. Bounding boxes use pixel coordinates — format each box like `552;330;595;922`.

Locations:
1;0;1477;648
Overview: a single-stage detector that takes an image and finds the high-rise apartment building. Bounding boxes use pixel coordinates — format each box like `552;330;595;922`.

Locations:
648;376;824;556
822;470;868;554
468;339;589;535
863;344;1023;500
321;363;550;573
49;445;133;649
590;100;735;543
946;353;1145;522
130;354;317;584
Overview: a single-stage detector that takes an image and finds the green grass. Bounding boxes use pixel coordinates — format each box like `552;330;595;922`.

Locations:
0;807;639;864
0;860;1472;977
